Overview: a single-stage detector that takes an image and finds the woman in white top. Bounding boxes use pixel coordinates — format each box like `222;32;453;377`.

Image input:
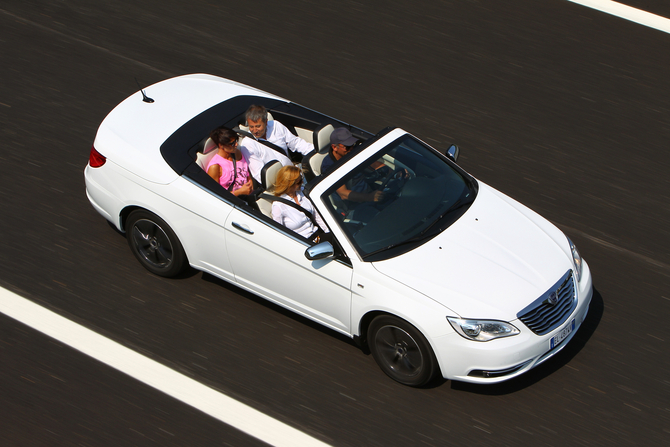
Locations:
271;166;329;241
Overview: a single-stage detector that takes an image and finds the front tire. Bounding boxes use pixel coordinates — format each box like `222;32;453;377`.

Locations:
368;315;439;387
126;210;187;277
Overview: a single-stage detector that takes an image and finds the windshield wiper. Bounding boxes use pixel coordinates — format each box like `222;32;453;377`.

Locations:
361;234;432;260
418;196;473;236
361;196;473;260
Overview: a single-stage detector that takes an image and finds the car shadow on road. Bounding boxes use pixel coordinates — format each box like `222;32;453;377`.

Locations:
107;221;201;279
449;286;604;395
201;271;603;392
200;272;359;348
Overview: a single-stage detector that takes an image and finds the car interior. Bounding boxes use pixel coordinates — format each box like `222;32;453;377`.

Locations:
176;99;375;259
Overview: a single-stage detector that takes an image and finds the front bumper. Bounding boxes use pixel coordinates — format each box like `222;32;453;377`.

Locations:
434;261;594;384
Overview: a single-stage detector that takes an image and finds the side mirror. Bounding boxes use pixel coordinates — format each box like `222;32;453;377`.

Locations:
446;144;460;162
305;241;334;260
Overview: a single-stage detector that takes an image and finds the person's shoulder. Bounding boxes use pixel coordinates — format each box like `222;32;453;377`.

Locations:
238;150;251;163
207;153;223;165
271;196;287;210
270;120;287;132
240;137;260;151
321;153;335;170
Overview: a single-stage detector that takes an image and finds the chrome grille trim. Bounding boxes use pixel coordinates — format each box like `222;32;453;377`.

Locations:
517;270;576;336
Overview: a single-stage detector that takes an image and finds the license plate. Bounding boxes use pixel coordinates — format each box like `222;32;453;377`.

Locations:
550;319;575;349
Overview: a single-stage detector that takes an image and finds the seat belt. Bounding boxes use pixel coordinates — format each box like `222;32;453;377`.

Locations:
259;193;320;229
234;127;291;158
227;156;237;192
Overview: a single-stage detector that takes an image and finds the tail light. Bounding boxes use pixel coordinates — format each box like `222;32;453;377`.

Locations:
89;145;106;167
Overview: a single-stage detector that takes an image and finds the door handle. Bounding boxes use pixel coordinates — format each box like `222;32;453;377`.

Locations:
232;221;254;235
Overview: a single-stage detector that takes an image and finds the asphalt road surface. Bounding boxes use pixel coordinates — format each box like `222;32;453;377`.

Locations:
1;1;669;446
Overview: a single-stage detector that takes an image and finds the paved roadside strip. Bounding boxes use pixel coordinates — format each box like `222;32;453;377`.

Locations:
0;286;332;447
568;0;670;34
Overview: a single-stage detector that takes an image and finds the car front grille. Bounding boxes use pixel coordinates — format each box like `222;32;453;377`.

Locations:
517;271;576;336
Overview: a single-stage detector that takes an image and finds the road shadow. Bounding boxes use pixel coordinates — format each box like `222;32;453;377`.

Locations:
107;220;200;280
200;272;358;348
450;286;604;395
202;274;602;392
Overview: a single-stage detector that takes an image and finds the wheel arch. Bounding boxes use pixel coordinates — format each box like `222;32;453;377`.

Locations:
120;205;145;232
358;310;440;351
362;311;444;386
120;204;192;267
357;310;393;349
357;308;446;376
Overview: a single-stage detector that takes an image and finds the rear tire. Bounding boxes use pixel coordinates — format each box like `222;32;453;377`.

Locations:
126;210;187;277
368;315;439;387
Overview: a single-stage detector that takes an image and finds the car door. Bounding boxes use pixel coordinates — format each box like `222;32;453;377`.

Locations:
223;207;353;334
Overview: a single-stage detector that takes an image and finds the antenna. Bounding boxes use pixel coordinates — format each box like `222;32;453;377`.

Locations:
135;78;154;103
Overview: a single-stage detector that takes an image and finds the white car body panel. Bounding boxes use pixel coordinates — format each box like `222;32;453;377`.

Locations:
95;74;284;184
371;183;570;321
434;261;592;383
223;207;353;333
85;74;594;385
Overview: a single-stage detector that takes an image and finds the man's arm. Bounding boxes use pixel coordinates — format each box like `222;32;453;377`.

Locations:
335;185;384;202
241;141;292;184
271;121;314;156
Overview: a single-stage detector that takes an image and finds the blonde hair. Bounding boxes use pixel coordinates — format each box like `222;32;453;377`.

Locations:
273;165;302;196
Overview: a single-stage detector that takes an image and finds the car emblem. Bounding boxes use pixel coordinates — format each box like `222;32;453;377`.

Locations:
547;291;559;306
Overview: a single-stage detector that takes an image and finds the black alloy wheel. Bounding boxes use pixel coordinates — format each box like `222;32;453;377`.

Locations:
126;210;187;277
368;315;439;387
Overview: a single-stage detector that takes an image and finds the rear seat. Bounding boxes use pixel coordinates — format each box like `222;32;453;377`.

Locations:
256;160;283;217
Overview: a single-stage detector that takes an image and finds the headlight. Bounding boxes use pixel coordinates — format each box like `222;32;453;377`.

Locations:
447;317;520;341
567;237;582;282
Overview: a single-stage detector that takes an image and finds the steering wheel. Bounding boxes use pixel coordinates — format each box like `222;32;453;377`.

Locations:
380;167;408;192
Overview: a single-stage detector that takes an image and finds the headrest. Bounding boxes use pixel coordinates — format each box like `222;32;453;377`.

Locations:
313;124;335;152
203;137;217;154
196;138;219;170
260;160;283;190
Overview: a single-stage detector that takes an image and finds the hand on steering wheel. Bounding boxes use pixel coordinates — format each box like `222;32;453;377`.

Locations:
380;167;408;191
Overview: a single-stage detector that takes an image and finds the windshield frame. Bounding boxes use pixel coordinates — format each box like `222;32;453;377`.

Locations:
320;133;478;262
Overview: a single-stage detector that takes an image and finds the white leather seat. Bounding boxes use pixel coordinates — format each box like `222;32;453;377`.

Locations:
195;138;218;170
313;123;334;152
256;160;283;217
308;124;334;176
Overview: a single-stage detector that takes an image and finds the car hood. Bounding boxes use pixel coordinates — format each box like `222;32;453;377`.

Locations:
371;183;573;320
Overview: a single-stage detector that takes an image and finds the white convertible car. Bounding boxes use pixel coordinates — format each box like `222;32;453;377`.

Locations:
85;74;593;386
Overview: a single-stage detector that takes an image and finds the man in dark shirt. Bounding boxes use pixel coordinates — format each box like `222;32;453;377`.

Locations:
320;127;358;174
322;128;384;203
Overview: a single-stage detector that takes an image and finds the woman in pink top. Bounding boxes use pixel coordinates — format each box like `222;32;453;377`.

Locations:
206;127;253;196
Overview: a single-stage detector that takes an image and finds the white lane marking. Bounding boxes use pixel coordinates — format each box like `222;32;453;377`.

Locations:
568;0;670;34
0;287;332;447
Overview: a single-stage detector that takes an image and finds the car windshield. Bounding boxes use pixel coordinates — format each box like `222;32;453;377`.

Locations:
323;135;476;261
